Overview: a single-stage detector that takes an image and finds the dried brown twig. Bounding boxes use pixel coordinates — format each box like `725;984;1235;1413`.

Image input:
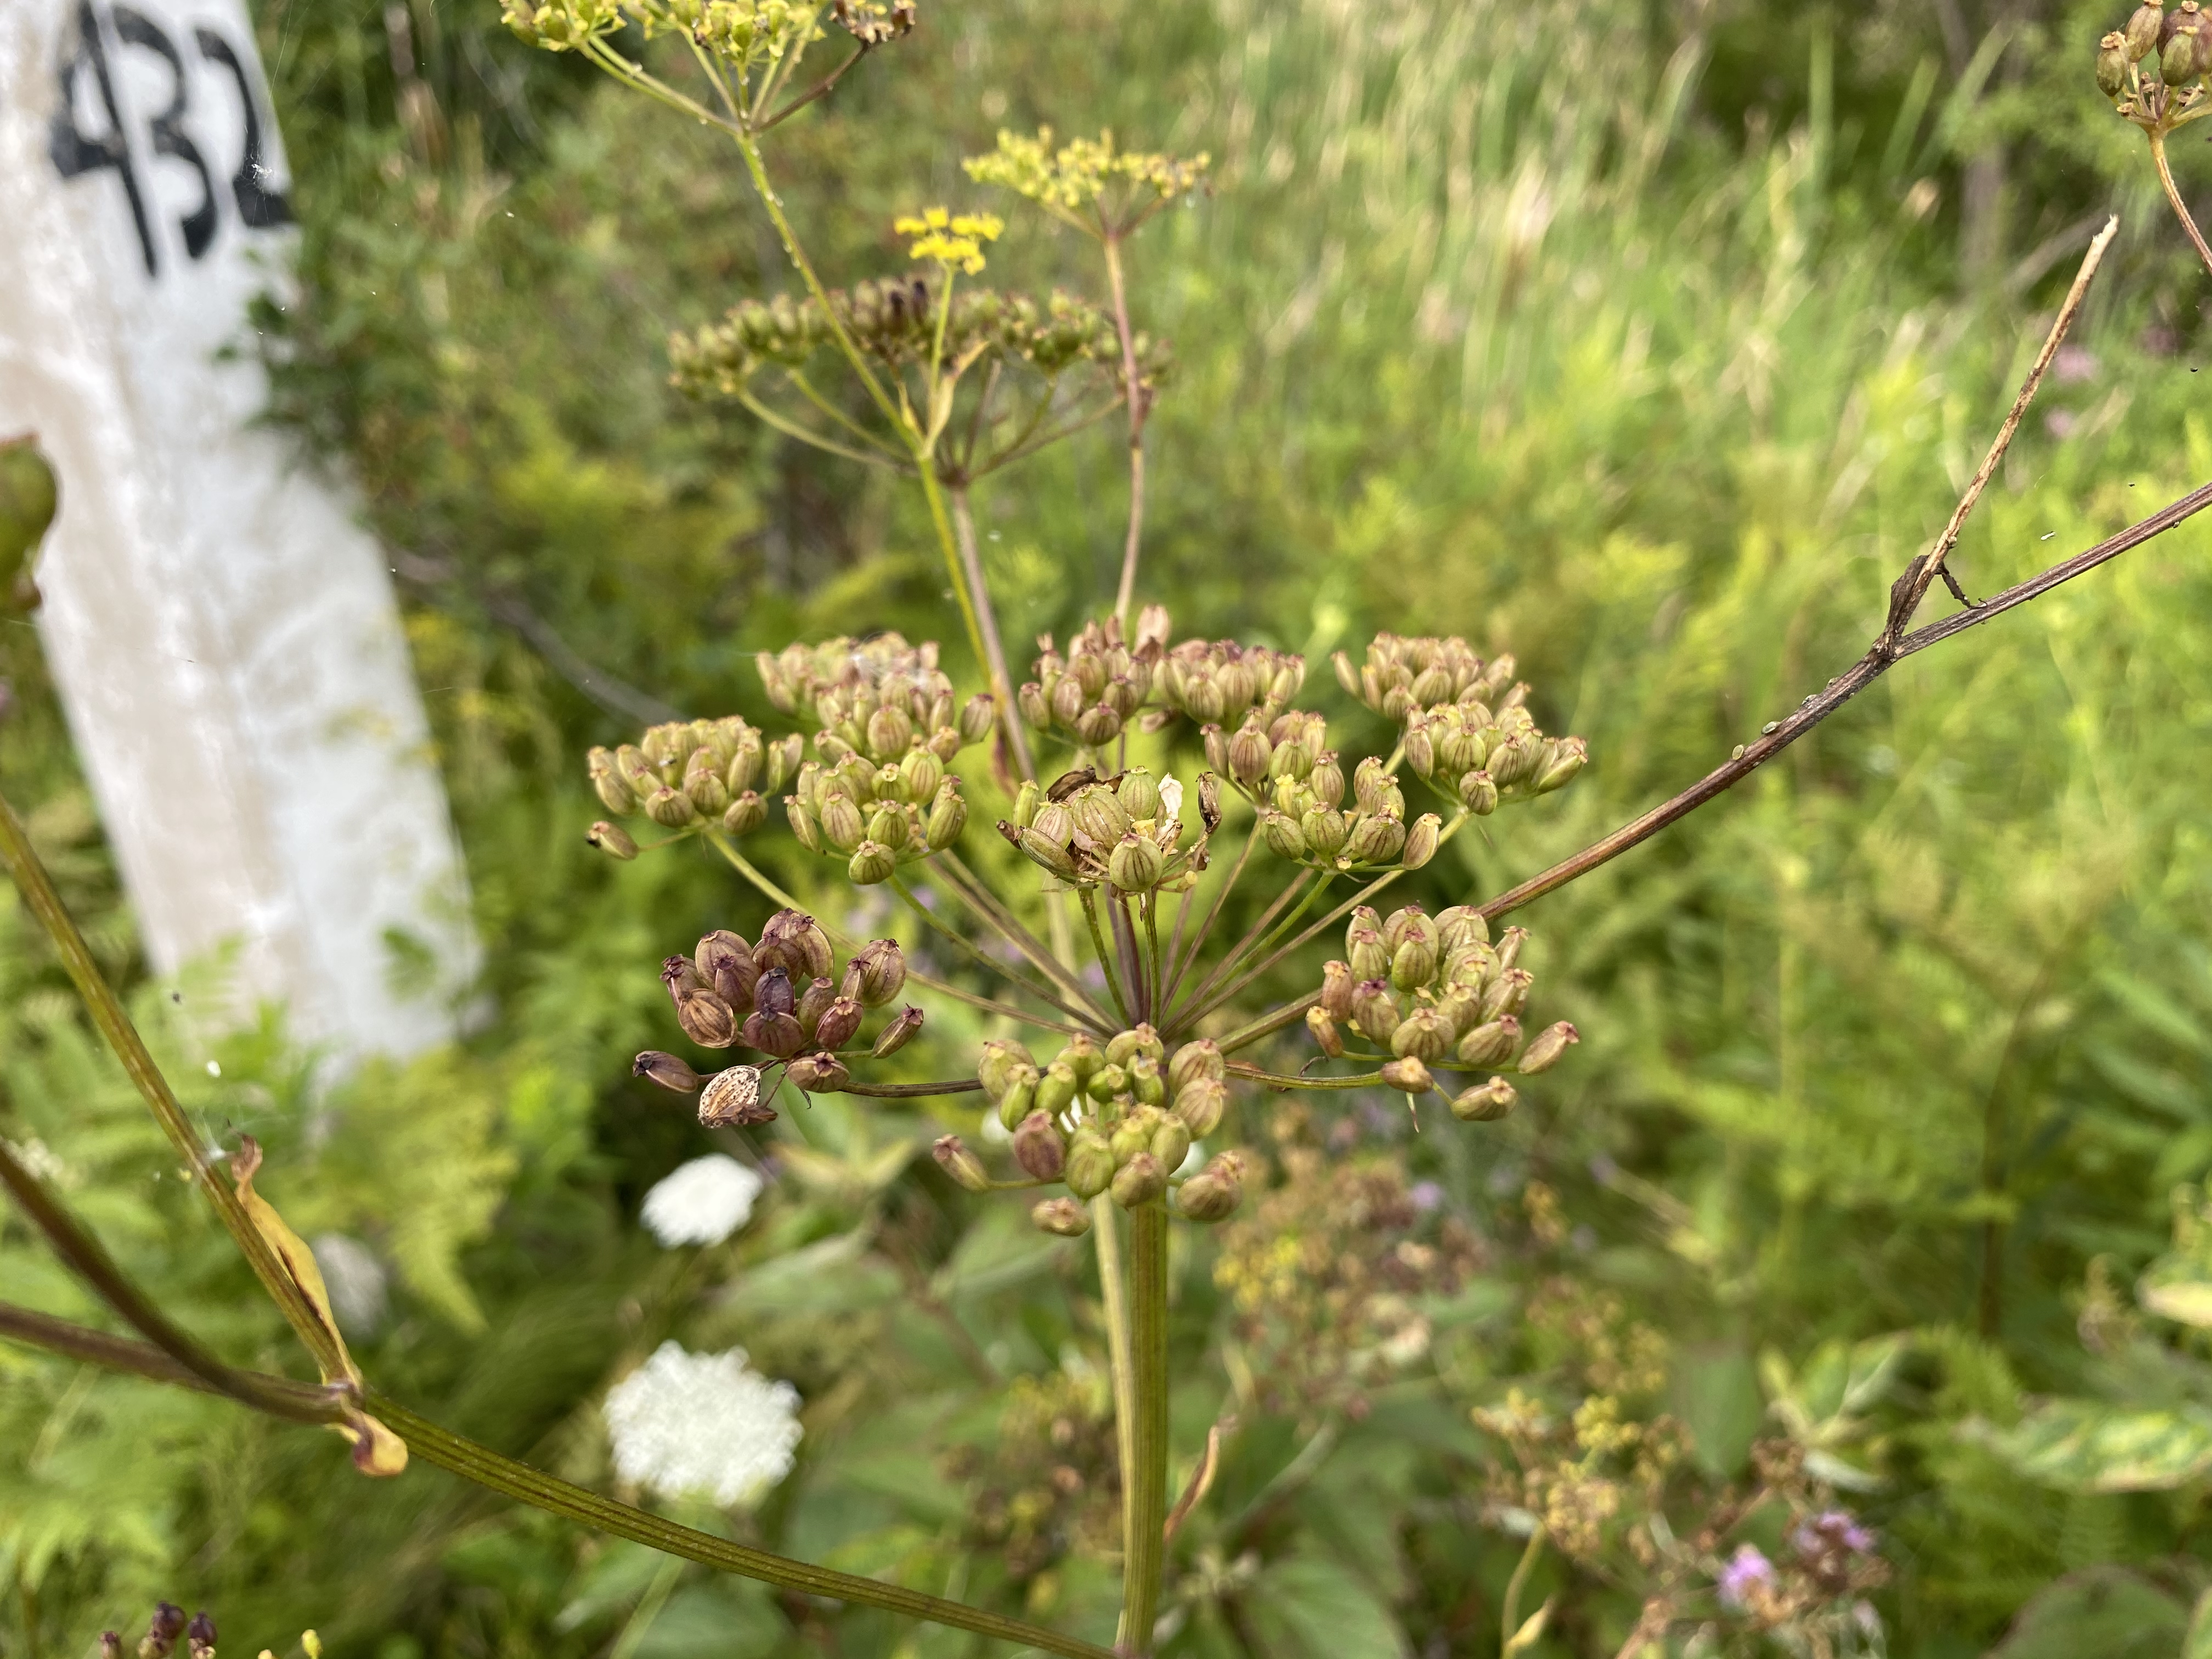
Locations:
1480;220;2212;924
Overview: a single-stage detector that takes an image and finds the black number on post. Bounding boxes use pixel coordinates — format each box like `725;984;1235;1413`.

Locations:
48;0;157;275
111;7;218;261
194;30;294;228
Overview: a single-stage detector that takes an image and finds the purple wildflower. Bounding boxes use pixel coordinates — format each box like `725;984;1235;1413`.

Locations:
1718;1544;1775;1611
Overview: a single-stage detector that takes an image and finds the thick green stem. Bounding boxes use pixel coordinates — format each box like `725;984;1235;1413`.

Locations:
1121;1202;1171;1655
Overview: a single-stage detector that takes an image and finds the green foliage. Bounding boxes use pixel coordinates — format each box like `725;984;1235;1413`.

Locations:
15;0;2212;1654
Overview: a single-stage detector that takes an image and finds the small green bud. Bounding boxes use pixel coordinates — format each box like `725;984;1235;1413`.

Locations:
958;693;997;745
685;748;731;815
1076;704;1122;746
1012;779;1042;828
1013;1111;1068;1181
2130;0;2167;59
1450;1076;1517;1122
1109;832;1164;891
900;745;945;803
1073;787;1132;845
1402;719;1435;778
1005;821;1079;880
1351;978;1401;1042
1111;1150;1167;1208
1176;1150;1246;1222
1301;806;1348;856
1390;937;1438;991
1150;1115;1192;1172
1319;960;1356;1020
589;747;637;815
865;703;913;761
1456;1015;1521;1067
1495;926;1528;971
1167;1040;1223;1094
1533;738;1587;795
1128;1053;1167;1106
1227;719;1272;787
819;792;865;853
645;786;698;828
588;820;639;861
2164;23;2199;81
1461;770;1499;815
723;791;768;834
764;733;805;794
978;1039;1037;1101
1105;1025;1165;1067
1380;1054;1434;1094
872;1005;924;1058
1118;768;1163;821
613;743;658;795
1172;1076;1227;1138
926;779;968;850
1391;1006;1454;1062
866;803;912;850
786;795;823;854
848;840;896;884
996;1066;1041;1130
1348;927;1391;982
1089;1062;1131;1102
1480;967;1534;1023
1307;1003;1345;1058
1060;1032;1103;1080
1517;1020;1581;1074
1036;1060;1080;1116
1261;811;1308;861
1065;1129;1116;1198
725;732;762;795
1032;1195;1093;1237
1344;811;1406;865
1402;812;1442;869
1437;905;1489;952
933;1135;992;1193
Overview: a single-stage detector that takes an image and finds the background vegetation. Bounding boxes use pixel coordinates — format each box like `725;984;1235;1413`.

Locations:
10;0;2212;1653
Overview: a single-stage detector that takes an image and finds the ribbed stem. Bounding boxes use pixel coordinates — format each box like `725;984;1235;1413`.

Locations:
1120;1202;1171;1655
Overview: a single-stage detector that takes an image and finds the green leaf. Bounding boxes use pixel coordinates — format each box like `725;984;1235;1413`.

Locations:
1243;1555;1408;1659
1992;1399;2212;1493
2183;1586;2212;1659
1988;1568;2190;1658
2140;1253;2212;1329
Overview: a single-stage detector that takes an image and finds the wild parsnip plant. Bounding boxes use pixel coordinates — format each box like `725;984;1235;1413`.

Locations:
10;3;2212;1657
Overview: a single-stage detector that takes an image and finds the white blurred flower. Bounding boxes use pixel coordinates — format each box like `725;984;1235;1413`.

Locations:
603;1341;802;1506
309;1232;390;1333
641;1154;763;1247
1158;776;1183;826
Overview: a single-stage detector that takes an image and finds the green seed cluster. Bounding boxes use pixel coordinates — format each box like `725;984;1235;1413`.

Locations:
948;1026;1246;1227
586;716;803;859
2099;0;2212;100
1224;715;1441;875
1307;904;1580;1120
997;766;1207;895
669;282;1160;396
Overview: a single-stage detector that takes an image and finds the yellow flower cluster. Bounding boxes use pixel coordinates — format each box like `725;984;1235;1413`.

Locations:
964;127;1210;218
894;206;1005;275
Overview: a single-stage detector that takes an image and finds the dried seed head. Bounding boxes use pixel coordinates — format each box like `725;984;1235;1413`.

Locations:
1455;1016;1522;1068
794;975;837;1039
1379;1055;1435;1094
699;1064;772;1126
812;995;866;1052
1110;1150;1167;1208
1319;959;1356;1020
1450;1076;1517;1122
933;1135;992;1193
1350;978;1402;1042
786;1051;851;1093
873;1005;924;1058
2130;0;2167;60
1032;1195;1093;1236
677;992;739;1049
634;1051;704;1093
1176;1150;1246;1222
1013;1111;1068;1180
844;939;909;1006
1172;1076;1227;1138
589;820;639;861
1517;1020;1581;1074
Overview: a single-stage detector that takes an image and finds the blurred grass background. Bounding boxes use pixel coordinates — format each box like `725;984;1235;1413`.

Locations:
10;0;2212;1654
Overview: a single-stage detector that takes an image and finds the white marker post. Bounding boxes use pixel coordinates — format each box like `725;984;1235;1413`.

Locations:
0;0;477;1063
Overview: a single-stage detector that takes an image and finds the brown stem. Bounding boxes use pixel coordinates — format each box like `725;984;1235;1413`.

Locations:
2150;132;2212;278
1882;218;2117;644
947;484;1040;782
0;792;346;1381
1104;234;1149;630
830;1077;984;1098
0;1300;343;1427
1481;476;2212;923
758;43;870;132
